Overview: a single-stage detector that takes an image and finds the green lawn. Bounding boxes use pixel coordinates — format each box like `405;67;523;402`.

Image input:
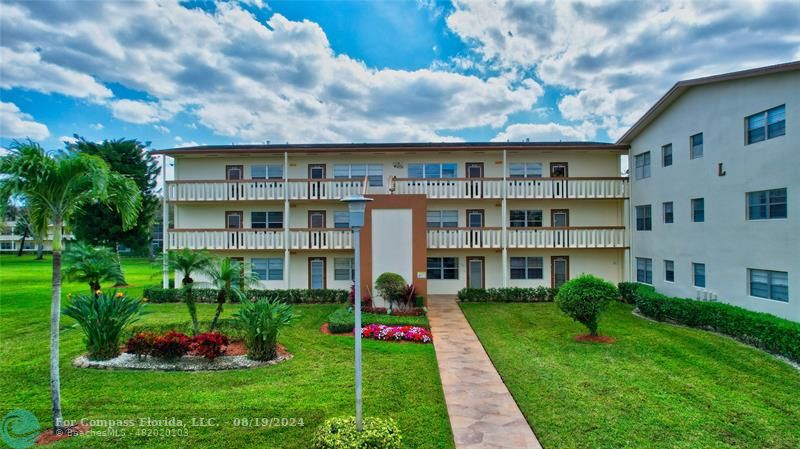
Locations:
0;255;454;448
461;302;800;449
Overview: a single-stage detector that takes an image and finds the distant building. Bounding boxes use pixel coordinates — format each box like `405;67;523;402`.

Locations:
0;221;73;253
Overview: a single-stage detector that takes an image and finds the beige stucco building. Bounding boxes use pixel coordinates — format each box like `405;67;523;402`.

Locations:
154;142;629;303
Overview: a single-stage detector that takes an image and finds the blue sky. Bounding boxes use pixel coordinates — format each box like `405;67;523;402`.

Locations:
1;0;798;152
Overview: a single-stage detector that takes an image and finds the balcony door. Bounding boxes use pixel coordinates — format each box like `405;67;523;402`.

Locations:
225;211;243;249
551;209;569;247
551;256;569;288
308;257;326;289
466;209;484;247
465;162;484;197
226;165;244;200
308;210;327;248
308;164;326;199
467;256;485;289
550;162;568;198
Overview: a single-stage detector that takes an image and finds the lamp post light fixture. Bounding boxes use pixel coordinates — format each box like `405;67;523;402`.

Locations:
340;194;372;432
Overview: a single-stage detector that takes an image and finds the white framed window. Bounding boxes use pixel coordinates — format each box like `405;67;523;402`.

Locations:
427;257;458;280
746;105;785;144
509;210;543;227
636;257;652;284
693;263;705;288
509;162;543;178
635;205;652;231
690;133;703;159
252;258;283;281
334;211;350;228
748;269;788;302
691;198;704;222
251;164;283;179
663;202;673;224
662;144;672;167
251;211;283;229
334;164;383;186
427;210;458;228
510;257;543;280
664;260;674;282
747;188;787;220
408;163;457;179
634;152;651;179
334;258;355;281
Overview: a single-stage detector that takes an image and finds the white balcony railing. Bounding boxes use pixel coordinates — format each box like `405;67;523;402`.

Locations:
287;179;365;200
392;178;504;199
505;178;628;199
506;227;626;249
166;179;366;202
426;228;503;249
167;228;353;251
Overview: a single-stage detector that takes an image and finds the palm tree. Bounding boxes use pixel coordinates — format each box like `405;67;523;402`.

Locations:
206;257;260;332
13;214;33;257
0;140;141;432
63;242;126;295
168;248;214;335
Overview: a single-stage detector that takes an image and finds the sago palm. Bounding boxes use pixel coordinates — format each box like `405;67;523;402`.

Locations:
205;257;260;332
63;242;126;295
0;140;141;432
168;247;214;335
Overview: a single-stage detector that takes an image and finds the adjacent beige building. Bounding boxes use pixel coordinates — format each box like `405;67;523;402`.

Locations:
154;142;629;302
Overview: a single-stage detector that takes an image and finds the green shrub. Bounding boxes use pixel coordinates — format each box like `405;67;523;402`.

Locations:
313;416;402;449
632;284;800;363
142;287;348;304
457;286;557;302
555;275;618;336
326;308;429;333
374;273;407;309
234;298;294;361
617;282;639;304
127;319;244;341
415;295;425;308
63;290;144;360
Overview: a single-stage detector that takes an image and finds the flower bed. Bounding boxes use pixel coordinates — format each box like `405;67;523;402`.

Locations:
361;324;432;343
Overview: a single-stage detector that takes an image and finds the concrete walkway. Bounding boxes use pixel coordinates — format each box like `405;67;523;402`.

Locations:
427;295;543;449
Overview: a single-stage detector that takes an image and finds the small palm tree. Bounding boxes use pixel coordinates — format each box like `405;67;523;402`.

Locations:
206;257;260;332
168;248;214;335
63;242;125;295
0;140;141;432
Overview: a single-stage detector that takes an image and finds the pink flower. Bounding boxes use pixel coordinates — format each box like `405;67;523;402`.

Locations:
360;324;431;343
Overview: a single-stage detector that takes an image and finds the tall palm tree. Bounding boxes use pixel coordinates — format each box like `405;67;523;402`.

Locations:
206;257;260;332
0;140;141;432
63;242;126;295
168;247;214;335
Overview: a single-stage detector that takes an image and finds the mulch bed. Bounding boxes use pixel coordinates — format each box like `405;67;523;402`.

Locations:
574;334;617;344
36;424;91;446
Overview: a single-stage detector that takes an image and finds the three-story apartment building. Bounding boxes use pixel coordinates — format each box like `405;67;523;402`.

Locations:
153;142;629;303
620;61;799;322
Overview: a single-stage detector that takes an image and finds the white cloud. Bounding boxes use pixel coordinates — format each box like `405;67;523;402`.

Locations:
0;102;50;140
58;135;78;144
89;123;104;130
154;124;170;134
110;100;175;125
492;122;597;142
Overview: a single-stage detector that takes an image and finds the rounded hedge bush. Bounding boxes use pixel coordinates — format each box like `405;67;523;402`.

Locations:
555;274;618;336
374;272;407;308
313;416;402;449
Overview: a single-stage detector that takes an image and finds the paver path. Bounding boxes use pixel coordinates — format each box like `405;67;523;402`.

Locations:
427;295;543;449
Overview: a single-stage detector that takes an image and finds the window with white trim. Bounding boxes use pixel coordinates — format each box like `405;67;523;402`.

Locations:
662;144;672;167
334;258;355;281
334;164;383;186
746;105;785;144
509;210;543;227
251;211;283;229
408;163;457;179
747;188;787;220
334;211;350;228
510;257;543;280
252;258;283;281
636;257;652;284
427;210;458;228
691;198;704;222
748;269;788;302
690;133;703;159
509;162;543;178
427;257;458;280
635;205;652;231
663;202;673;224
664;260;674;282
251;164;283;179
693;263;705;288
634;152;651;179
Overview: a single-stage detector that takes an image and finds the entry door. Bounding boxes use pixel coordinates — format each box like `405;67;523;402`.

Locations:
225;211;243;249
551;256;569;288
466;209;484;247
551;209;569;247
308;164;326;198
550;162;568;198
226;165;244;200
308;210;327;248
467;257;485;289
465;163;484;198
309;257;326;289
308;164;326;179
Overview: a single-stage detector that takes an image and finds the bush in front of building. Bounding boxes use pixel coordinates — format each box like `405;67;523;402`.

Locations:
313;416;402;449
555;275;618;336
142;287;349;304
456;286;557;302
631;283;800;363
617;282;639;304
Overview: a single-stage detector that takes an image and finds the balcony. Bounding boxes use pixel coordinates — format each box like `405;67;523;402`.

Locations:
167;177;628;202
427;226;626;249
167;228;353;250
